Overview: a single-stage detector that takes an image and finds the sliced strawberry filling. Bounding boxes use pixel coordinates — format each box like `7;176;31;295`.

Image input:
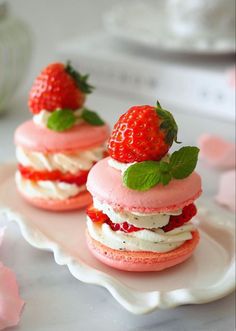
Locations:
86;206;142;233
161;203;197;232
86;204;197;233
18;164;89;186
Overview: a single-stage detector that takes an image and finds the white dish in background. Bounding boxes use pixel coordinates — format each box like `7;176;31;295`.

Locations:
0;164;235;314
104;1;235;55
0;12;32;113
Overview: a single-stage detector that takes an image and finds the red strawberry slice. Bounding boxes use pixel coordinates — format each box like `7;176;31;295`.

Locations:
162;203;197;232
87;205;197;234
18;164;89;186
87;206;110;223
106;219;143;233
108;102;178;163
28;62;93;114
87;206;143;233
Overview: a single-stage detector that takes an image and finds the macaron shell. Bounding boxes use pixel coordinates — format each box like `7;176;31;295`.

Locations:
15;120;110;153
86;230;200;272
18;189;92;211
87;157;202;213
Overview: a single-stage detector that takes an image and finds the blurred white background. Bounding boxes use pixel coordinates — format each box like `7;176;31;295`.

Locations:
9;0;116;83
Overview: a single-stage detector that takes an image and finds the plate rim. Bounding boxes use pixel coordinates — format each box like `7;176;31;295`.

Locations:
0;163;235;314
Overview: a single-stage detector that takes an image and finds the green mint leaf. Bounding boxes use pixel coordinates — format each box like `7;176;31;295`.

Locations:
170;146;199;179
65;61;94;94
155;100;180;145
159;161;172;185
47;109;76;132
160;173;172;186
82;108;105;126
159;161;170;173
123;145;200;191
123;161;161;191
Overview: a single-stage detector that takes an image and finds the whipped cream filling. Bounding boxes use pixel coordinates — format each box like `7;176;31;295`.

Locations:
108;158;136;174
94;199;182;229
88;200;194;253
108;155;170;173
33;109;84;128
15;171;85;200
87;217;195;253
16;145;105;173
92;157;194;253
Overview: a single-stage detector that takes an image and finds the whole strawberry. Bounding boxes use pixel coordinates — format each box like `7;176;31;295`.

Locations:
29;62;93;114
108;101;179;163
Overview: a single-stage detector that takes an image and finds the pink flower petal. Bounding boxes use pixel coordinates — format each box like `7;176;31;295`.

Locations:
215;170;236;212
0;263;25;330
226;66;236;89
198;134;235;170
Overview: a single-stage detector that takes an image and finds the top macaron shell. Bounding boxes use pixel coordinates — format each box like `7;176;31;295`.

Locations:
15;120;110;153
87;157;202;213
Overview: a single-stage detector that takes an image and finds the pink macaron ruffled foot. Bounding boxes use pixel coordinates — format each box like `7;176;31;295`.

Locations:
19;189;93;211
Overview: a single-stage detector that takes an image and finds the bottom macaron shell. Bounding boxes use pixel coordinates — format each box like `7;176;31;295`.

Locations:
86;230;200;272
18;190;92;212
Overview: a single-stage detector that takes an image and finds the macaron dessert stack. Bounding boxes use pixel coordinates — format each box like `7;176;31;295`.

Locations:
15;62;109;211
86;102;202;272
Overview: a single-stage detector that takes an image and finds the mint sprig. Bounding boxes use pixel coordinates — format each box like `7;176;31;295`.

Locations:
47;109;76;132
123;146;199;191
81;108;105;126
47;108;105;132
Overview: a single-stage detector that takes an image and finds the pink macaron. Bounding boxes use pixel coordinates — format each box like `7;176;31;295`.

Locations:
15;121;109;211
85;103;202;272
86;157;202;272
14;61;110;211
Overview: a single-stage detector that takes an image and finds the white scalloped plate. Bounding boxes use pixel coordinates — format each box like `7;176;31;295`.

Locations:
0;164;235;314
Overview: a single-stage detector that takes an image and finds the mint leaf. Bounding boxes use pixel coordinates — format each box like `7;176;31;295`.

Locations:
65;61;94;94
160;173;172;185
123;146;199;191
159;161;170;172
159;161;172;185
123;161;161;191
170;146;199;179
82;108;105;126
47;109;76;132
